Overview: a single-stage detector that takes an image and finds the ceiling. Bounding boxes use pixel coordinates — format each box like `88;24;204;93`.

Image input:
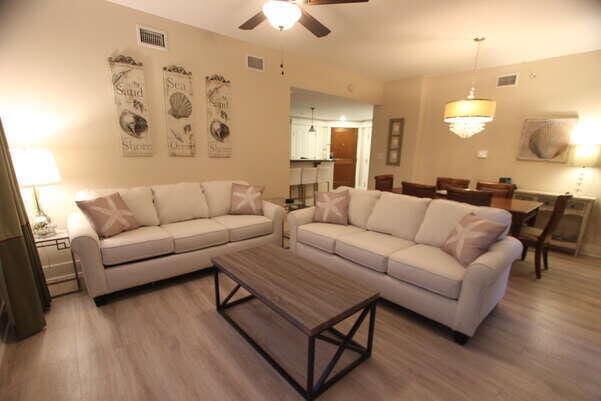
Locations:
108;0;601;81
290;87;374;121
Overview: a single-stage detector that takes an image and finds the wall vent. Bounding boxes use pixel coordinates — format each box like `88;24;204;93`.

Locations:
246;55;264;72
137;25;167;51
497;73;518;87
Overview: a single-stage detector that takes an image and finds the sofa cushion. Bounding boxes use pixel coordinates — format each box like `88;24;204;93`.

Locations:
414;199;512;247
414;199;476;247
202;180;249;217
161;219;229;253
366;192;431;240
152;183;209;224
297;223;364;253
100;226;174;266
335;186;381;229
335;231;414;273
213;215;272;242
388;245;466;299
76;187;159;226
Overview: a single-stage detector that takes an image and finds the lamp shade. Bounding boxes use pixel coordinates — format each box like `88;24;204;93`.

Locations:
262;0;301;30
10;148;62;187
443;99;496;121
573;144;600;167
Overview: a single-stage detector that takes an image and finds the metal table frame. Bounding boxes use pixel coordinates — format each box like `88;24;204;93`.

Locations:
34;231;81;295
214;267;377;401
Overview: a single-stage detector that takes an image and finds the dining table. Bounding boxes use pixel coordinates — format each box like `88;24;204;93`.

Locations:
392;188;544;236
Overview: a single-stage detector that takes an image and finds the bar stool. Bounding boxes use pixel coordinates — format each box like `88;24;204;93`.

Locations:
289;168;302;204
300;167;318;207
316;165;332;192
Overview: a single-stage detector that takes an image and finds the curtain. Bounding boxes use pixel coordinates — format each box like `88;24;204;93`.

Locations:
0;118;50;340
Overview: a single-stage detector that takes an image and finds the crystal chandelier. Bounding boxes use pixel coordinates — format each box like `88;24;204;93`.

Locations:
444;37;496;139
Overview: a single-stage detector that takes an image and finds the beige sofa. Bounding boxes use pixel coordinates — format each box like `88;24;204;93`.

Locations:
288;187;522;343
68;180;284;305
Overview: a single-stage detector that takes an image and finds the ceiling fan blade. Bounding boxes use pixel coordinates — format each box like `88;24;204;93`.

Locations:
306;0;368;5
299;9;331;37
239;11;266;30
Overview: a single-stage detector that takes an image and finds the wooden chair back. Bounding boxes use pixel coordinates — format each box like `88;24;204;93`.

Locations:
374;174;393;192
401;181;437;198
539;195;572;241
436;177;470;191
447;188;493;206
476;181;517;198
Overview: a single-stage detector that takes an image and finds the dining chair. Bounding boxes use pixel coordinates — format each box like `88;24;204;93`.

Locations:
436;177;470;191
300;167;318;207
518;194;572;279
374;174;393;192
401;181;437;198
476;181;517;198
447;188;493;206
316;165;332;192
289;168;302;204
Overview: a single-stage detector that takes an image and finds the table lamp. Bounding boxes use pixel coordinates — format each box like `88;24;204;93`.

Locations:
572;144;600;196
10;148;62;236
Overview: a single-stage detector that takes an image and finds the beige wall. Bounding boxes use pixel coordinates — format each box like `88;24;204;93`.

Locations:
0;0;383;231
371;50;601;255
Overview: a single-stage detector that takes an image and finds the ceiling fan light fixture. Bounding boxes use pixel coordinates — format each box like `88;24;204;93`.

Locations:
262;0;302;31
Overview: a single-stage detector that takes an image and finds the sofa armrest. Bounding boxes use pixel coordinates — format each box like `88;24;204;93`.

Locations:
67;211;108;297
262;201;285;246
453;236;523;336
287;207;315;253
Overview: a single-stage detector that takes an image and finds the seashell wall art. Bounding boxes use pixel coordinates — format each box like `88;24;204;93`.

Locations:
163;65;195;157
517;118;577;163
108;55;153;157
206;74;232;158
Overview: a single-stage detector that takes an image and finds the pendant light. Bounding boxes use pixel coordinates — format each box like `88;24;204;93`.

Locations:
308;106;316;133
444;37;496;139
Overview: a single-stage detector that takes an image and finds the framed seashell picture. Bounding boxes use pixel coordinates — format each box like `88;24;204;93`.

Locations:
517;118;577;163
386;118;404;166
163;65;195;157
108;55;153;157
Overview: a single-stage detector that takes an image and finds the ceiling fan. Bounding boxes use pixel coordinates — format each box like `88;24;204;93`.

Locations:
239;0;369;38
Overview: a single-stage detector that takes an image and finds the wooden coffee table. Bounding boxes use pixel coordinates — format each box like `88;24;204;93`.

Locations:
212;244;379;400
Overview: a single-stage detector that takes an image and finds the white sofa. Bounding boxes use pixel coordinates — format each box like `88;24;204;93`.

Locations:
288;188;522;343
68;180;284;305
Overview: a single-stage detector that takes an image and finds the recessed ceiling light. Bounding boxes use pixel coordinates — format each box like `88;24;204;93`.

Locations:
339;115;347;121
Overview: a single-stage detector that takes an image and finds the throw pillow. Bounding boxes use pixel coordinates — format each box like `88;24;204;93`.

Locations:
230;183;264;215
314;190;350;225
76;193;140;238
442;213;507;266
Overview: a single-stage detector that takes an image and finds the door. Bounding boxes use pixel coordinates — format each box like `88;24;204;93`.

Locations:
330;127;358;189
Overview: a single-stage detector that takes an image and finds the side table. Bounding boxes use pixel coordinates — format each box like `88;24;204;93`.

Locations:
34;229;81;296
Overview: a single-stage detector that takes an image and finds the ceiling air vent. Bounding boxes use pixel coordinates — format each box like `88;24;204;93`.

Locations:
497;73;518;87
137;25;167;51
246;55;264;72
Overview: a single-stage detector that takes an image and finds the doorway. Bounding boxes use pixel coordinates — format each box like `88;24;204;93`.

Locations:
330;127;358;188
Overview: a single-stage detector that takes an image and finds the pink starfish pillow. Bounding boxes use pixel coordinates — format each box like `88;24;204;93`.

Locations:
442;213;507;266
76;193;140;238
314;190;350;225
230;183;264;215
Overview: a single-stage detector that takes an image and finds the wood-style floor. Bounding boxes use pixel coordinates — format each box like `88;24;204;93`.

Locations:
1;251;600;401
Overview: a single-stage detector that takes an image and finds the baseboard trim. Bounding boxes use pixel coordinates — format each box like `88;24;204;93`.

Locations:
581;243;601;258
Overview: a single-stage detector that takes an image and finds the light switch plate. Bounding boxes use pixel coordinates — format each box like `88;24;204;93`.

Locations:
477;150;488;159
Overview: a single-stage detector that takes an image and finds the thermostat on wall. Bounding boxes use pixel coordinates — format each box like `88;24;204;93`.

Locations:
477;150;488;159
